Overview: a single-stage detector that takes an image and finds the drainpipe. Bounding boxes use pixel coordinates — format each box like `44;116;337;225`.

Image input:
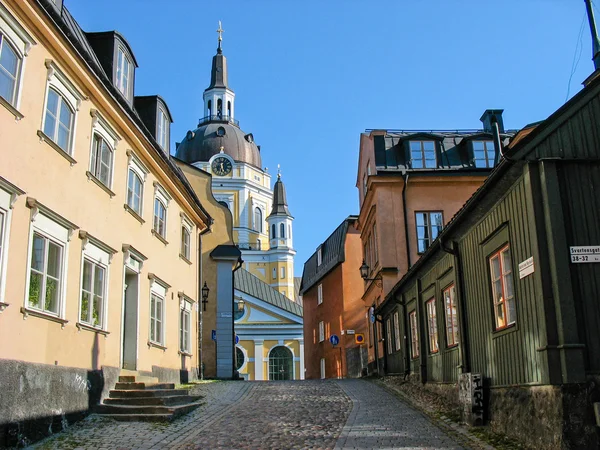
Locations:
440;238;471;373
402;173;411;269
372;303;380;376
398;293;410;379
198;226;212;380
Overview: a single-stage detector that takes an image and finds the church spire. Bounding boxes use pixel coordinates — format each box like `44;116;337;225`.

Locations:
206;21;229;91
269;169;291;217
203;21;235;121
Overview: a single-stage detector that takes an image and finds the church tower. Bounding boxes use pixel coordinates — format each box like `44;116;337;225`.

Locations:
175;23;296;299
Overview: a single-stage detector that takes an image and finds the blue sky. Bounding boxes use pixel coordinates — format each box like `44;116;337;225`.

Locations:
67;0;595;275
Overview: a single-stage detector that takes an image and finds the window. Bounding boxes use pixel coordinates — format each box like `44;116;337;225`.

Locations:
317;247;322;266
254;207;263;233
272;268;276;279
280;223;285;238
317;283;323;305
89;134;113;186
43;87;74;152
0;209;4;298
410;141;436;169
80;259;105;328
280;267;285;279
153;199;166;238
426;299;439;353
473;141;495;168
180;300;191;353
362;174;367;198
393;311;401;351
116;47;131;98
157;108;169;150
386;318;393;355
444;284;459;347
320;358;326;379
256;239;261;250
150;293;164;345
489;245;515;330
372;223;378;264
319;321;324;342
127;169;143;214
416;212;443;253
409;311;419;358
236;347;245;370
271;224;276;238
28;232;63;314
181;226;190;260
0;34;20;106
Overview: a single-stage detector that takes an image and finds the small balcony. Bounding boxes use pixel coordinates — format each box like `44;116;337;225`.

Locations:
198;114;239;127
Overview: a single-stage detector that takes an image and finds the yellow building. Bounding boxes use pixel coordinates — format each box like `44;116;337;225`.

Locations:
174;31;297;300
234;269;304;380
0;1;239;446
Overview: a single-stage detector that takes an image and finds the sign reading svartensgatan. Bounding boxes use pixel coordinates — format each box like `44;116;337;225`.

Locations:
570;246;600;263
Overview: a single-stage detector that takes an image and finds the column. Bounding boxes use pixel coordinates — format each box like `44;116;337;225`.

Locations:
254;339;264;380
298;338;305;380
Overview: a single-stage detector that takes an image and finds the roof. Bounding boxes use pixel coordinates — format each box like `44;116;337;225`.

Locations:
210;245;242;260
300;215;358;295
36;0;212;226
235;269;303;318
206;48;229;91
293;277;303;305
269;174;291;217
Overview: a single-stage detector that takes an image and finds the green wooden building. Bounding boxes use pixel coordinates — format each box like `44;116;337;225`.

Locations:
376;71;600;448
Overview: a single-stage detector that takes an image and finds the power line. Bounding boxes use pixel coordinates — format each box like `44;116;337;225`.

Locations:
566;12;586;101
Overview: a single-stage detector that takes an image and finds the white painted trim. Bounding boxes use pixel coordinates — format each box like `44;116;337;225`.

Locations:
236;344;248;373
266;342;296;380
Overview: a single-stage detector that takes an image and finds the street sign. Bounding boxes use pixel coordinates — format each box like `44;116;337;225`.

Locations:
570;246;600;263
235;335;240;344
355;333;365;344
211;330;217;341
329;334;340;346
370;314;375;324
346;329;356;335
518;257;535;279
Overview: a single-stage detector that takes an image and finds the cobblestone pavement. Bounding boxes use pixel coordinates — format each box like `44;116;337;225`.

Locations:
335;379;464;450
30;379;465;450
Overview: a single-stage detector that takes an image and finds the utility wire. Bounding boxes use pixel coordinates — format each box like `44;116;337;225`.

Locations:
566;12;586;101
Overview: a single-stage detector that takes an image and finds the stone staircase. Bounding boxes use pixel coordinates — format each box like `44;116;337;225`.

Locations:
95;374;202;421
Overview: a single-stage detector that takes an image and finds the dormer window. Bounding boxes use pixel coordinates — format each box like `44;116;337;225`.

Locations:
157;107;169;150
410;141;436;169
116;46;132;98
473;141;495;168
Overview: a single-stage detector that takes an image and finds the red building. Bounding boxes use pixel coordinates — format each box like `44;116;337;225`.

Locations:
300;216;365;379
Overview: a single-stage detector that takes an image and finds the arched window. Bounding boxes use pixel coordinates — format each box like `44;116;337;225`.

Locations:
153;198;167;238
43;87;74;153
217;99;222;118
280;223;285;238
269;346;293;380
227;101;231;118
235;347;245;371
127;169;143;214
254;207;262;233
207;100;212;117
0;37;21;106
90;133;113;187
271;224;276;238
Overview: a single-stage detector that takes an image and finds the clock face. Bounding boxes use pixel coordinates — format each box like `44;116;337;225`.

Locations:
212;156;232;176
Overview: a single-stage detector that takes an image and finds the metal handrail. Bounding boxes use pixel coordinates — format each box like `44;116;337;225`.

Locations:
198;114;239;127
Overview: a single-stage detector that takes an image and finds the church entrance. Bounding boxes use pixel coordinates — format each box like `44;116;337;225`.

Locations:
268;346;293;380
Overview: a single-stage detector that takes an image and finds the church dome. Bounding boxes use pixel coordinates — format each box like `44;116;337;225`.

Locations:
175;120;262;169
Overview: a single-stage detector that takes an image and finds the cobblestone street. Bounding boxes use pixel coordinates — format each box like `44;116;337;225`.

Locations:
31;379;465;450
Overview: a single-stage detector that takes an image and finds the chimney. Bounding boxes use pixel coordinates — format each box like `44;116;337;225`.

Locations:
480;109;504;134
585;0;600;70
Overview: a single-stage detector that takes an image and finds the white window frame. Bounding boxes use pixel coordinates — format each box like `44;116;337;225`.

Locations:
317;283;323;305
410;140;437;169
157;107;169;151
0;3;36;112
179;299;192;353
41;62;83;157
280;266;285;279
473;140;496;168
317;246;322;266
24;199;77;321
180;213;193;261
78;232;114;331
126;150;149;217
272;267;276;279
253;206;263;233
152;182;171;240
393;311;401;351
386;317;393;355
116;45;132;100
320;357;326;379
88;109;119;190
0;178;24;306
149;277;169;346
319;321;324;342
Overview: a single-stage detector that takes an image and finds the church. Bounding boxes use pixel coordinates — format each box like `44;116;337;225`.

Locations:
174;24;304;380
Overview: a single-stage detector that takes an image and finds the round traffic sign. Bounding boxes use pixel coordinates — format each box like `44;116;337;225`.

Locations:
235;335;240;344
329;334;340;346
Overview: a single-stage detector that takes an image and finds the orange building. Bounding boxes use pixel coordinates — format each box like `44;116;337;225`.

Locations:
355;111;515;373
300;216;365;379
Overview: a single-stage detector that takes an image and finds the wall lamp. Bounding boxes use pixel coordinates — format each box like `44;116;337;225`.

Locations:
201;282;210;311
359;260;382;287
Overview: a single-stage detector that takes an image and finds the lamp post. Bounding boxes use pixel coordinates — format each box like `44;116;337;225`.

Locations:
359;260;383;288
201;282;209;311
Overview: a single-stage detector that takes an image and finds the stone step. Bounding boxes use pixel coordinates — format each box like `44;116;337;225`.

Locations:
109;388;190;398
95;401;202;417
104;395;202;406
119;370;159;384
114;382;175;390
118;375;136;383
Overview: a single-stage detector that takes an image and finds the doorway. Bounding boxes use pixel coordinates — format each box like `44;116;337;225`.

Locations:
268;346;293;380
122;269;139;370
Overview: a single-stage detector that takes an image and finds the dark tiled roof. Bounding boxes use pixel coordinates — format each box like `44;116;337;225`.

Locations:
371;130;515;172
293;277;302;305
235;269;303;318
300;216;358;295
269;175;291;216
210;245;241;259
